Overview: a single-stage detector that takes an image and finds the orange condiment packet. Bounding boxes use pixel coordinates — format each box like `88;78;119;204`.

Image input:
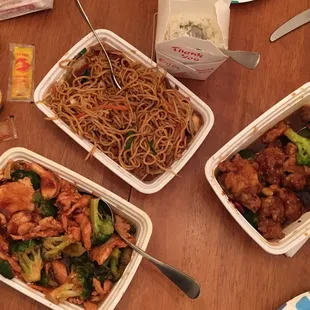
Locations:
8;44;35;102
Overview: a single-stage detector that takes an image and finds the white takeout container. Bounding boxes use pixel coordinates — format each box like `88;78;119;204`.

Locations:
205;83;310;257
155;0;230;80
34;29;214;194
0;147;152;310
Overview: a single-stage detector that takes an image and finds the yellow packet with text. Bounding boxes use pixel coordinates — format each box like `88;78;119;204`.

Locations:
8;44;35;102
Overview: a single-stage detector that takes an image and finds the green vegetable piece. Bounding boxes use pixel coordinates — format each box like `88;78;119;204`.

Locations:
33;192;57;218
110;248;121;281
90;198;114;246
238;149;256;160
0;258;14;279
76;48;87;59
11;170;41;190
285;128;310;166
9;240;39;255
63;242;86;257
81;68;91;84
19;247;43;283
125;131;135;150
36;270;58;288
148;141;157;155
243;208;259;229
42;236;74;261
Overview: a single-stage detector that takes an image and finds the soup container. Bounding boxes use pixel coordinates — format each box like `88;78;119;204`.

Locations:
0;147;152;310
34;29;214;194
205;83;310;256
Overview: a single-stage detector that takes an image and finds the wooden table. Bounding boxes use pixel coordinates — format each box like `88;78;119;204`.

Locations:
0;0;309;309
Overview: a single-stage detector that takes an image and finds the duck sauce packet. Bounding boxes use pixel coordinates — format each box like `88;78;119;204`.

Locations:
8;44;35;102
0;116;18;142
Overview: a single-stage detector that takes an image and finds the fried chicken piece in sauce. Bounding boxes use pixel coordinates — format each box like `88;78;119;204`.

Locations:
218;154;262;212
74;213;92;250
258;218;284;239
261;121;289;144
260;196;285;223
115;215;136;244
256;145;286;185
0;178;34;216
51;260;68;285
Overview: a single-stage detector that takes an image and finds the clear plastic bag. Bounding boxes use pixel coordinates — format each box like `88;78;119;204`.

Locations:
0;0;54;21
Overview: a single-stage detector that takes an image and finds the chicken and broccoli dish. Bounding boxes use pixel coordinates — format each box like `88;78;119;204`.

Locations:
0;160;135;310
218;106;310;240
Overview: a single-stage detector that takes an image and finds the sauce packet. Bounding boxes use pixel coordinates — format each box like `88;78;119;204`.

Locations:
8;44;35;102
0;116;17;142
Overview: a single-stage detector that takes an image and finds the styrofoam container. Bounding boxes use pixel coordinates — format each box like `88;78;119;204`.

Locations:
205;83;310;256
34;29;214;194
0;147;152;310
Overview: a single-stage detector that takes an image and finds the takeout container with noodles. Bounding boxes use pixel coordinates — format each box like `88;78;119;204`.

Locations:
155;0;230;80
0;147;152;310
205;83;310;257
34;29;214;194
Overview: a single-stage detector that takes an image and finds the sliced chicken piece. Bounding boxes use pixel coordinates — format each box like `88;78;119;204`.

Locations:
0;178;35;216
65;195;91;216
115;215;136;244
74;213;92;250
29;163;61;200
68;226;81;242
51;261;68;285
55;191;81;212
17;222;36;236
11;229;62;240
0;252;21;273
7;211;33;235
92;278;113;298
0;213;6;227
90;234;127;265
33;217;64;233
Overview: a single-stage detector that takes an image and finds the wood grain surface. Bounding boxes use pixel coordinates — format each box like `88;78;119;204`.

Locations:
0;0;309;309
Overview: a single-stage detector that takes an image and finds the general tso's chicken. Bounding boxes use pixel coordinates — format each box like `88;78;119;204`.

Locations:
0;178;34;216
115;215;136;244
258;218;284;239
282;143;308;191
51;260;68;285
260;196;285;223
261;121;289;144
218;154;262;212
90;234;127;265
65;195;91;216
74;213;92;250
29;163;61;200
256;145;286;185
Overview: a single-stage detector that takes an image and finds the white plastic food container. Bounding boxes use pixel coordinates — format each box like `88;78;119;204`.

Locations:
205;83;310;256
34;29;214;194
0;147;152;310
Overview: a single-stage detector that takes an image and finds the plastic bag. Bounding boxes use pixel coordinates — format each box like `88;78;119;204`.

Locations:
0;0;54;21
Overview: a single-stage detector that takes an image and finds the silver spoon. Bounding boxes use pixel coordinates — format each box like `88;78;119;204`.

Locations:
188;26;260;70
102;200;201;299
75;0;122;90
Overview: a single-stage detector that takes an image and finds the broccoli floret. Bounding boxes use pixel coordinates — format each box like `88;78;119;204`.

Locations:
42;236;74;261
9;239;39;255
0;258;14;279
11;170;40;190
45;264;93;304
285;128;310;166
90;198;114;246
36;270;58;288
63;242;86;257
33;192;57;218
110;248;121;281
19;247;43;283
